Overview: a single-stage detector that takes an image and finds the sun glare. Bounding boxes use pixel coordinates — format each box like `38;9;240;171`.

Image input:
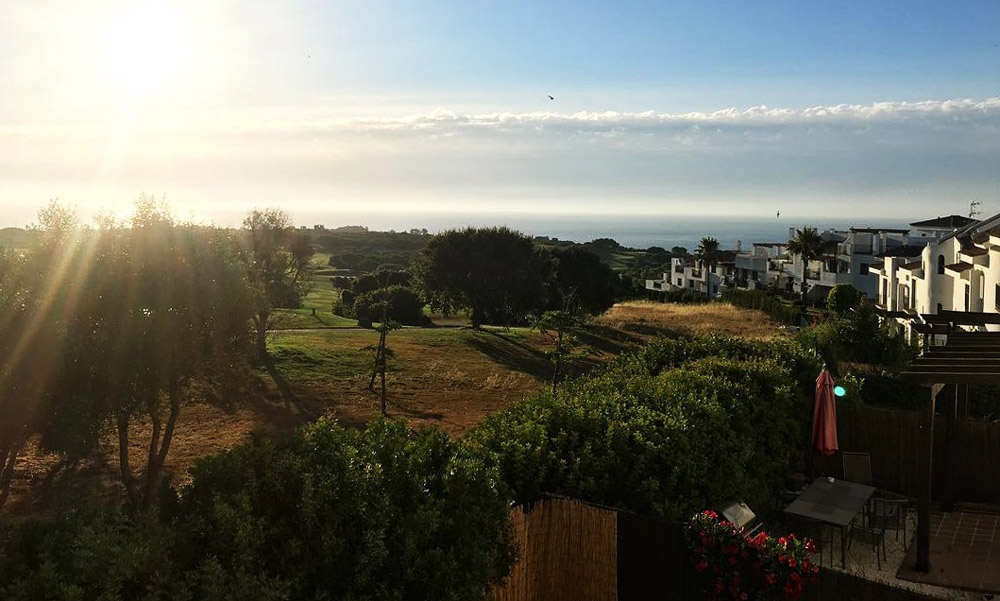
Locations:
101;3;192;97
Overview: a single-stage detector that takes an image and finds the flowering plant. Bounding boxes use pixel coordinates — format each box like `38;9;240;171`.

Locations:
685;509;820;601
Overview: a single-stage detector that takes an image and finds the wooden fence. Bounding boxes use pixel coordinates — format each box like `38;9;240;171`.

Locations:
493;498;619;601
491;497;691;601
837;403;1000;502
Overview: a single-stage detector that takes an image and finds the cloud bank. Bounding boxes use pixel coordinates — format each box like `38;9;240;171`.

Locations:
2;98;999;225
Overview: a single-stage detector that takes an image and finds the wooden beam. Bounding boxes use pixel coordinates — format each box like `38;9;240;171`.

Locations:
900;372;1000;384
917;384;941;573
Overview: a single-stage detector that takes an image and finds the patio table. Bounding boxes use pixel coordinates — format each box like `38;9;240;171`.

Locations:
783;476;876;568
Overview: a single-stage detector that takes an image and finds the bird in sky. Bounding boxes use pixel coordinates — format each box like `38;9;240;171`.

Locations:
547;95;554;100
776;210;781;218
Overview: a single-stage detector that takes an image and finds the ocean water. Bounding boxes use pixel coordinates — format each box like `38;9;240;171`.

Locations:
320;212;914;252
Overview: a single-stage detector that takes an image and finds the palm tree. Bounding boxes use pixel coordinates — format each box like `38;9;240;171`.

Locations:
786;227;824;302
694;236;722;298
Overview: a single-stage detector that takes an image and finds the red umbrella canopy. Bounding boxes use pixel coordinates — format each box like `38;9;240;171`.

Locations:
811;368;839;455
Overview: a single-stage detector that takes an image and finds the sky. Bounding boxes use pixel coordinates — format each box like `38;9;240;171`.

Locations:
1;0;999;228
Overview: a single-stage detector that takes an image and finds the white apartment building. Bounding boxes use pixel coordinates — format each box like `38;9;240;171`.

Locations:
871;214;998;336
645;255;735;299
732;227;909;301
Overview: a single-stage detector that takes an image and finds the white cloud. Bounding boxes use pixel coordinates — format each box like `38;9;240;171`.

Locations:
1;97;999;225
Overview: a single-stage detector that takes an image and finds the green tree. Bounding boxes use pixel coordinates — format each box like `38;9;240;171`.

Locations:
826;283;861;316
241;208;313;359
54;201;255;508
694;236;722;298
548;246;617;316
0;202;77;511
353;285;426;325
786;227;824;302
412;227;549;329
534;309;583;396
366;296;402;416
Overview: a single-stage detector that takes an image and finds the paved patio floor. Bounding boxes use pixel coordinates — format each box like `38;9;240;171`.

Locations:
896;509;1000;595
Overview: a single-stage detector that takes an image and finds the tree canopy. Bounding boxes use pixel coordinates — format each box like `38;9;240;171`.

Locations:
786;227;824;301
241;208;314;358
412;227;549;328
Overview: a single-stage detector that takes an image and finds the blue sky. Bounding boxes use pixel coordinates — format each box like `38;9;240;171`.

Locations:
1;0;999;227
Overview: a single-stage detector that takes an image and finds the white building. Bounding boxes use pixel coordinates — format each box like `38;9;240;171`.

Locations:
645;254;735;299
871;214;999;337
732;226;909;301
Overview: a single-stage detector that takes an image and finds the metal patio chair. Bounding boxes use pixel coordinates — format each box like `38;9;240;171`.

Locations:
869;494;909;548
841;452;873;486
847;521;887;570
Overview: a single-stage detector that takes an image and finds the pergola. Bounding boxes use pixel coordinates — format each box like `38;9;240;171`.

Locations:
899;312;1000;572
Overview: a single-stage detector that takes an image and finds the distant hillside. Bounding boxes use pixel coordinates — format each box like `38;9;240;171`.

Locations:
0;227;30;249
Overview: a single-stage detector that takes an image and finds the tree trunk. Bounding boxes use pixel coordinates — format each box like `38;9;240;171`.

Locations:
801;262;808;302
0;439;24;512
470;307;481;330
117;409;141;508
380;355;387;416
552;329;563;396
254;312;270;360
144;382;181;508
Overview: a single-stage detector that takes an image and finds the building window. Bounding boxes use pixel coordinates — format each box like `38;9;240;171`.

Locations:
881;279;887;305
688;280;694;288
677;279;682;286
938;255;945;275
937;303;943;314
996;284;1000;311
965;284;971;311
859;263;869;275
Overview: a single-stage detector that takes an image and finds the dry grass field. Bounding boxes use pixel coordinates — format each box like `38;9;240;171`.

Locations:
4;300;781;515
597;300;783;340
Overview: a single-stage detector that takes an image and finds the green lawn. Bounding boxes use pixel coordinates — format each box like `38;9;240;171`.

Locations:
271;253;357;328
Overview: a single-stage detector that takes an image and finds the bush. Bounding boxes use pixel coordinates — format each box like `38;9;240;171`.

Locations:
352;286;428;326
657;288;709;304
797;303;916;371
2;420;515;601
686;509;820;600
0;508;172;601
720;289;803;326
170;418;514;601
826;284;861;316
467;336;816;522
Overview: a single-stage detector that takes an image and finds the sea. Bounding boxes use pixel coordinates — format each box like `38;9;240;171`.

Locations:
315;212;915;252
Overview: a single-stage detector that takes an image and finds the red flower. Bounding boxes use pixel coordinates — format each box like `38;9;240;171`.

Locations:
729;556;738;565
695;560;709;572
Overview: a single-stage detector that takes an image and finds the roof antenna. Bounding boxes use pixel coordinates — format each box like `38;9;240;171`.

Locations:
969;200;982;219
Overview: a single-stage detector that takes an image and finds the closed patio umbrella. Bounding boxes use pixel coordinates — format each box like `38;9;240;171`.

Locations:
811;368;839;455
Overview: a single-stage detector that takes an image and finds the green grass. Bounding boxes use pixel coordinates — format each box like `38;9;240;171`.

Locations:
273;308;357;329
268;330;376;382
271;253;357;328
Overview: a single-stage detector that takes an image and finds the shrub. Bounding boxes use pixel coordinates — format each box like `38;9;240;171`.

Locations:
826;284;861;316
467;336;816;522
0;508;173;601
170;418;514;601
686;509;819;601
797;303;917;371
720;289;803;326
352;286;428;326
